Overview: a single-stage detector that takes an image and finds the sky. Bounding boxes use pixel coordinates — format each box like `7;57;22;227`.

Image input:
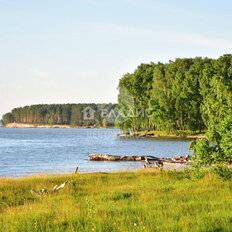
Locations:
0;0;232;118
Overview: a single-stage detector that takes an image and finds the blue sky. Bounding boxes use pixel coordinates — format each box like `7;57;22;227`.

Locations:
0;0;232;117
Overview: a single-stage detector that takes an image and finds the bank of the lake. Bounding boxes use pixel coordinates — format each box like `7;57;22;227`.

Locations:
4;123;114;129
120;130;206;139
0;170;232;232
5;123;73;128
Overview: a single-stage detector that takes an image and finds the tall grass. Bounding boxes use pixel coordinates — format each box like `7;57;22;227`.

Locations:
0;170;232;231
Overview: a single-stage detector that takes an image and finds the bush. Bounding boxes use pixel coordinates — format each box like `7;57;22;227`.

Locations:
212;165;232;181
189;110;232;180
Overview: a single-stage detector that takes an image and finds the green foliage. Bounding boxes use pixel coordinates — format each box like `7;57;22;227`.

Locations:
1;103;117;127
190;110;232;164
200;55;232;142
118;63;155;132
117;55;232;135
218;111;232;161
2;112;13;125
189;139;221;166
190;110;232;179
70;105;81;126
190;161;206;179
212;165;232;180
85;198;95;220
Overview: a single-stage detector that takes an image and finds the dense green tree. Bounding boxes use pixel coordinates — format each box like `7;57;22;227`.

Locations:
117;63;155;132
117;55;232;134
150;62;176;132
199;55;232;142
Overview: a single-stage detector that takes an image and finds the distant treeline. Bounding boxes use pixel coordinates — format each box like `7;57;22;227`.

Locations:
117;54;232;133
2;104;117;127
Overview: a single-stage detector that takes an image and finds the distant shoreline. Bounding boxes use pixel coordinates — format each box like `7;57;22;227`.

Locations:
3;123;206;138
4;123;114;129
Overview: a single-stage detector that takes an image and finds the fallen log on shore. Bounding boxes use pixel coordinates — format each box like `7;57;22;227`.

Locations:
88;154;190;166
88;154;144;161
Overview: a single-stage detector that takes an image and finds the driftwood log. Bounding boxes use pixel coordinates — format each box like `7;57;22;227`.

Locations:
88;154;144;161
31;180;68;197
88;154;190;166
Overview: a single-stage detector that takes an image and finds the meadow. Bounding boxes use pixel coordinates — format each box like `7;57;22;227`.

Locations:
0;169;232;232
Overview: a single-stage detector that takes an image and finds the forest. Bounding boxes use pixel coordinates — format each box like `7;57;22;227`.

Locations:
117;54;232;134
2;103;117;127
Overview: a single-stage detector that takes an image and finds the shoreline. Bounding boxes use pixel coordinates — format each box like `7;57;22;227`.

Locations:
4;123;115;129
0;166;188;179
3;123;205;138
119;133;206;139
0;163;190;179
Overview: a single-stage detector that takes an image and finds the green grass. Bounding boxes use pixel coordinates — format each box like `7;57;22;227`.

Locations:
0;170;232;232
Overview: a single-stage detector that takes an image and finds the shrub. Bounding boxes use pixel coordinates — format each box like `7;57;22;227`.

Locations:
212;165;232;180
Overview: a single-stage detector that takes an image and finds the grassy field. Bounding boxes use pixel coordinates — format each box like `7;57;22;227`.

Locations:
0;170;232;232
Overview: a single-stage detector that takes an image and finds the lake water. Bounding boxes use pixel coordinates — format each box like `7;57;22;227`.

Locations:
0;128;192;177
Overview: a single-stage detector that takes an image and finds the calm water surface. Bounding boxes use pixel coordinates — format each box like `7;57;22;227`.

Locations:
0;128;191;176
